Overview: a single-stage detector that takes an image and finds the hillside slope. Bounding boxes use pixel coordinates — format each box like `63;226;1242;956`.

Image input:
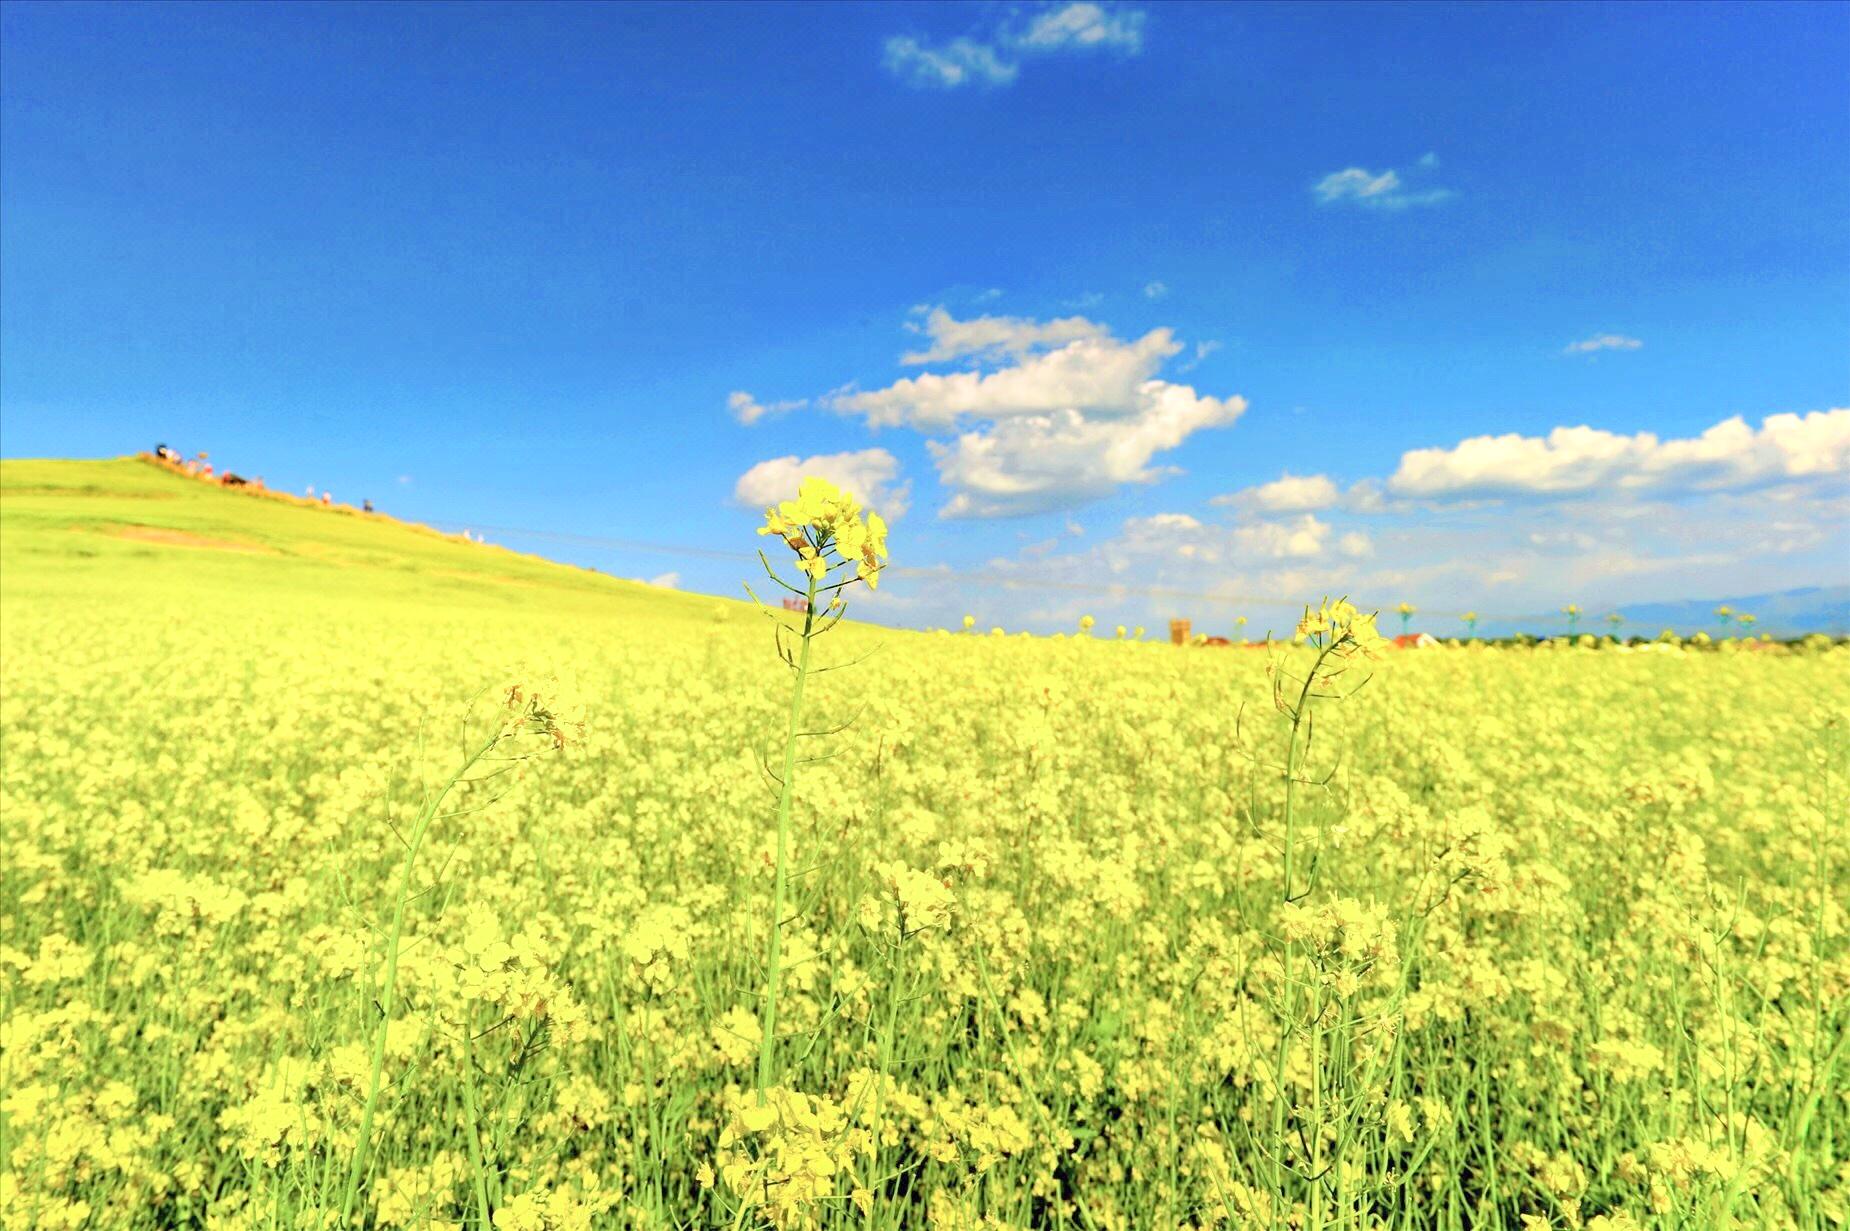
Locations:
0;457;729;623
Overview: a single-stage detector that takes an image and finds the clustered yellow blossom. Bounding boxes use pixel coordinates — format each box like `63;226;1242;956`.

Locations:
1277;896;1402;996
707;1086;868;1229
858;860;958;942
1294;596;1389;657
757;476;888;588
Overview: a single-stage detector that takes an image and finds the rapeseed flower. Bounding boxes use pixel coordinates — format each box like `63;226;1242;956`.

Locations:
757;476;888;588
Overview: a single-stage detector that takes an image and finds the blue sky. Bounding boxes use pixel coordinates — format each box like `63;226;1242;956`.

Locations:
4;1;1846;632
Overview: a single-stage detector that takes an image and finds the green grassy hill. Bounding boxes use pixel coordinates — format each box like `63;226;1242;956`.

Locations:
0;457;729;623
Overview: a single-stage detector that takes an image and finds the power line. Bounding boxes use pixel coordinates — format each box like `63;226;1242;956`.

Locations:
434;521;759;565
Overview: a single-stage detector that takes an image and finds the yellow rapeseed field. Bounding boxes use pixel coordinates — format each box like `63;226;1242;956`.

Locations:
2;460;1845;1231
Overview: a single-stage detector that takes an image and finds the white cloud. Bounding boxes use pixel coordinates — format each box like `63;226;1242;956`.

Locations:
1117;512;1332;561
951;479;1843;634
396;474;412;486
901;306;1109;365
646;572;680;589
858;404;1849;633
1017;2;1145;52
828;310;1244;517
931;384;1246;518
1131;512;1201;532
1564;333;1643;355
742;308;1243;520
729;390;807;426
734;448;911;519
1237;516;1332;560
883;36;1018;89
1315;167;1401;203
1387;409;1850;499
836;323;1184;429
1341;479;1390;514
885;3;1143;90
1143;280;1168;300
728;391;766;424
1212;471;1341;513
1313;161;1454;210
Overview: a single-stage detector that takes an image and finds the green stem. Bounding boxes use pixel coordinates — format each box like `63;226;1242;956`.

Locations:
340;732;498;1226
1272;639;1336;1227
1310;980;1324;1231
867;931;907;1231
1282;641;1333;903
757;569;818;1097
460;1018;494;1231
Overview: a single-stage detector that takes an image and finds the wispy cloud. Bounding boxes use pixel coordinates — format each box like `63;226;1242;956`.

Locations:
728;390;808;426
1143;280;1168;300
900;305;1108;366
1017;2;1144;52
1563;333;1643;356
1119;511;1340;561
885;3;1145;91
1313;159;1454;210
883;37;1018;90
1177;339;1220;373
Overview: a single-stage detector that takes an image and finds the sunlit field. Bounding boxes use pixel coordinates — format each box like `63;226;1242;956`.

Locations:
3;460;1845;1231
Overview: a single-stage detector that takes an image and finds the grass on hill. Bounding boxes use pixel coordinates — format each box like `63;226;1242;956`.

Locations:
0;457;728;624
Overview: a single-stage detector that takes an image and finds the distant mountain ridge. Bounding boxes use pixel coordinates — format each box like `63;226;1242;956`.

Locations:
1460;585;1848;639
1602;585;1848;639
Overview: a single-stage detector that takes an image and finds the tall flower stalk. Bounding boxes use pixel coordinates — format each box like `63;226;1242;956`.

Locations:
339;684;577;1225
1258;599;1388;1231
747;477;888;1099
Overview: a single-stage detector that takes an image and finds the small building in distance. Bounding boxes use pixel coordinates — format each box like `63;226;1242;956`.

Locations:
1392;632;1439;649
